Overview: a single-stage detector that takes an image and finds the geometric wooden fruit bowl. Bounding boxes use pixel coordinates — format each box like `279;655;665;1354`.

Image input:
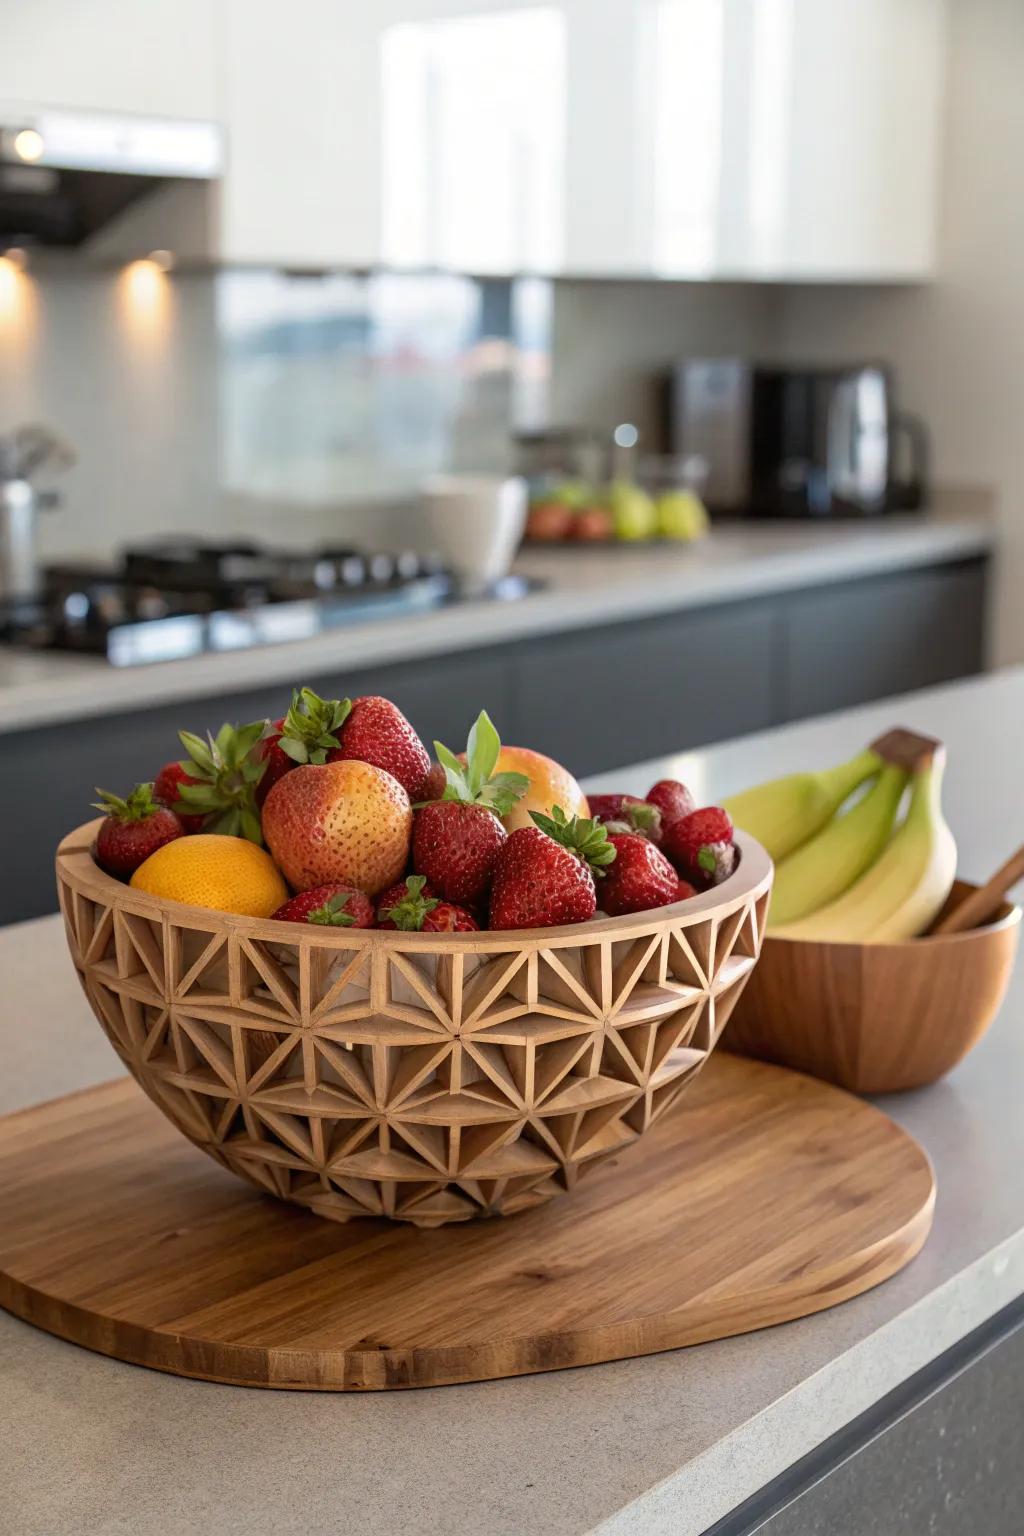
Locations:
727;878;1020;1096
56;822;772;1228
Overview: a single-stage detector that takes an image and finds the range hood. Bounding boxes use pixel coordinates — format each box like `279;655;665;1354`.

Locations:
0;106;222;250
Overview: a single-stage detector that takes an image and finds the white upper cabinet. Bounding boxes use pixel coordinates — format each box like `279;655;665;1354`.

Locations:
0;0;222;120
355;0;948;280
577;0;947;280
0;0;947;278
217;0;379;268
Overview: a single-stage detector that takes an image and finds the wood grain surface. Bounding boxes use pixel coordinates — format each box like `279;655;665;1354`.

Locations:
55;820;773;1226
0;1053;934;1391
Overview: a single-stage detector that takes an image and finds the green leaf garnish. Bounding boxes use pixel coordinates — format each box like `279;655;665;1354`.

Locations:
530;805;617;874
275;687;352;766
380;874;440;932
307;893;357;927
177;719;268;844
432;710;528;817
92;782;160;822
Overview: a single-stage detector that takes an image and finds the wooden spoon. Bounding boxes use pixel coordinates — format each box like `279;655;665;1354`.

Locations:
931;844;1024;936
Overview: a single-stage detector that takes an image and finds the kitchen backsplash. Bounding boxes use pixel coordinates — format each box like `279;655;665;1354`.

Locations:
0;265;550;561
2;262;780;562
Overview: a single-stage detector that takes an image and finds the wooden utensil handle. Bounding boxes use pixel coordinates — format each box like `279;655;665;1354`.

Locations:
932;845;1024;935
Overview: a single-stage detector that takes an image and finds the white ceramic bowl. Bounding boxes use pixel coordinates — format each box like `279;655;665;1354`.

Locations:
419;474;527;592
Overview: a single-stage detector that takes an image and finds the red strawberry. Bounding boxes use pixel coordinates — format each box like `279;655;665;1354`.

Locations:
93;783;183;878
489;807;615;930
646;778;696;827
271;884;374;927
375;875;438;920
329;695;431;800
254;689;352;805
590;793;663;844
600;833;678;916
662;806;737;889
414;802;506;906
153;760;206;833
377;875;478;933
411;710;528;904
673;878;697;903
418;760;448;802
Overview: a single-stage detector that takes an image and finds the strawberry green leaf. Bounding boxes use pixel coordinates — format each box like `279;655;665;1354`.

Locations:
433;712;526;812
307;894;357;927
175;721;266;841
697;845;717;874
380;873;440;932
178;732;214;775
92;782;160;822
240;807;264;845
530;807;616;873
478;771;530;817
278;688;352;765
466;709;500;794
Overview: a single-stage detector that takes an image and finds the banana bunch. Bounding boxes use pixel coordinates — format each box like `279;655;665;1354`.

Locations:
724;735;957;943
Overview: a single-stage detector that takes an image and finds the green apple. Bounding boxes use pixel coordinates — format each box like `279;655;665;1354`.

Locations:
655;490;709;542
549;479;594;509
608;481;657;541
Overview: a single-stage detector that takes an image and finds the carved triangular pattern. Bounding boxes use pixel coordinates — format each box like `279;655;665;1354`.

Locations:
57;855;769;1227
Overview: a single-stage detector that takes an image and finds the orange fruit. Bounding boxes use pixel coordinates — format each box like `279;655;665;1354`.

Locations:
496;745;590;832
129;834;288;916
262;759;412;895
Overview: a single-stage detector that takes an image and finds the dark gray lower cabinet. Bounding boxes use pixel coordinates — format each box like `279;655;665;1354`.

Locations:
711;1301;1024;1536
515;602;779;771
0;556;988;925
782;561;987;720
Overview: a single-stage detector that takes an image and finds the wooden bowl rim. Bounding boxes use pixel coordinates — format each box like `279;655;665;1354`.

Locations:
56;820;773;952
763;883;1021;955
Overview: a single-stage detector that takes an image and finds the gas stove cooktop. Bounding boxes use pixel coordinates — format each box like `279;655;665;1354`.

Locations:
0;540;535;666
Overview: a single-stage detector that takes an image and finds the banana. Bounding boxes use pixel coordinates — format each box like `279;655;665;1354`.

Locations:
723;748;882;862
767;763;908;928
770;749;957;943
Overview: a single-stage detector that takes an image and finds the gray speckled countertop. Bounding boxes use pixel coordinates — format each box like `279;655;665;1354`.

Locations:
5;667;1024;1536
0;512;994;734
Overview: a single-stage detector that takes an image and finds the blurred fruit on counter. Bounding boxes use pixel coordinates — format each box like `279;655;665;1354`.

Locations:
522;456;709;547
655;488;710;542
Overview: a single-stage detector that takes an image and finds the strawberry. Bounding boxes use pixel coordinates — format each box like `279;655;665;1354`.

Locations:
646;778;696;827
662;806;737;889
329;695;431;800
254;688;352;805
418;760;448;802
375;875;438;920
153;760;206;833
589;793;663;844
673;878;697;903
411;710;528;905
93;783;183;878
174;720;268;843
271;884;374;927
377;875;478;933
489;807;615;930
600;833;678;916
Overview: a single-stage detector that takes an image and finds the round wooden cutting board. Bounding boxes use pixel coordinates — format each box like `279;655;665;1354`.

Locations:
0;1053;934;1391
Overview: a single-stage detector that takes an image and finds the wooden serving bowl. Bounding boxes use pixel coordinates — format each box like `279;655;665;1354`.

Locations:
56;822;772;1227
727;880;1021;1095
